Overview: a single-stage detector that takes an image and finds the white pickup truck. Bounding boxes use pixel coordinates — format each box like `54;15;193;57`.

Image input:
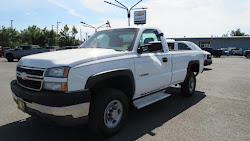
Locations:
11;27;204;136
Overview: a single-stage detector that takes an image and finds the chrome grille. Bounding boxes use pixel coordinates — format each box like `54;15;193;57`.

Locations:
16;66;46;91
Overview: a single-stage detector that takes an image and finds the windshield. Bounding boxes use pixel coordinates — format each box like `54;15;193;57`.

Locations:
186;42;202;51
80;28;138;51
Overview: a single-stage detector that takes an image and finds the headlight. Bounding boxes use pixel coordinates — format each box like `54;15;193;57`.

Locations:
43;82;68;91
45;66;70;78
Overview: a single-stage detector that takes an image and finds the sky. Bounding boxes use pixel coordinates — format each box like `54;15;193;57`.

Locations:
0;0;250;40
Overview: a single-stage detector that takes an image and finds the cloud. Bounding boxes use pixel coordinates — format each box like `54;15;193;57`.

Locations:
128;0;250;37
48;0;85;19
80;0;126;12
25;13;31;15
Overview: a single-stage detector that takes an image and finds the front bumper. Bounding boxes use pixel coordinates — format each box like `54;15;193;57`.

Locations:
11;80;90;122
204;59;212;66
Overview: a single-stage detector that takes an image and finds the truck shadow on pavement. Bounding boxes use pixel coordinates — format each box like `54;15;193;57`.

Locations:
0;87;206;141
203;68;213;71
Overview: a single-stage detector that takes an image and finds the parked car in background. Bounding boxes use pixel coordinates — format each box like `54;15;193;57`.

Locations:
231;48;243;55
0;47;11;57
201;47;223;58
62;46;79;50
244;49;250;58
4;45;49;62
167;41;212;66
43;46;60;51
224;50;230;56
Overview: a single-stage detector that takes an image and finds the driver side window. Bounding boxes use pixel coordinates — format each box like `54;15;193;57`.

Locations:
139;29;163;53
140;29;161;46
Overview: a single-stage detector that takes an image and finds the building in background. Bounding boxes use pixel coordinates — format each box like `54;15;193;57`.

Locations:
167;36;250;52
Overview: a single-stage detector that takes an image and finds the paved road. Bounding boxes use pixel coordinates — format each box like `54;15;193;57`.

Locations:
0;57;249;141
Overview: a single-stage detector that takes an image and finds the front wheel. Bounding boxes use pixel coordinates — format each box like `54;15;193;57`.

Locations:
247;54;250;59
181;72;196;97
6;54;14;62
88;88;129;136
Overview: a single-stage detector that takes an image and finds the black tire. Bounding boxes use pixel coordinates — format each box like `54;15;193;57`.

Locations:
181;72;196;97
7;54;14;62
0;55;2;57
89;88;129;136
247;54;250;59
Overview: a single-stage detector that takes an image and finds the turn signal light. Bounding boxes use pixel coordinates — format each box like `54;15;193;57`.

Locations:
62;82;68;92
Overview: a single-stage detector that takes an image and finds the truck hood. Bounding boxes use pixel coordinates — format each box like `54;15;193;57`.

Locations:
18;48;125;68
203;51;211;55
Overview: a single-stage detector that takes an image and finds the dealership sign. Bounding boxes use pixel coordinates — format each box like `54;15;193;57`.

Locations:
134;10;146;25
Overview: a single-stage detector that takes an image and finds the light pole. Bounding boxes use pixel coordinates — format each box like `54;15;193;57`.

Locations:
104;0;147;26
56;22;61;45
80;21;110;32
52;25;54;31
10;20;14;47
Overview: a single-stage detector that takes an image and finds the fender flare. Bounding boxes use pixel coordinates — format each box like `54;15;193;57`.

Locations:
184;60;200;81
85;69;135;98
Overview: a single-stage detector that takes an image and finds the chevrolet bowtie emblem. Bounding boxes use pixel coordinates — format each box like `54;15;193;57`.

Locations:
136;13;144;16
20;72;27;80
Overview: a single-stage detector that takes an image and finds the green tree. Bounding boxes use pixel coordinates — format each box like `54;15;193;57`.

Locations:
230;28;249;36
0;27;20;48
58;25;79;47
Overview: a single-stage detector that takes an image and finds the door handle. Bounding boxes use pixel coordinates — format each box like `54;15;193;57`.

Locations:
162;57;168;62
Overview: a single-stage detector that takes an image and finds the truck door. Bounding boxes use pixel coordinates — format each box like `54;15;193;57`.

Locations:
134;29;172;98
13;46;24;58
20;46;31;58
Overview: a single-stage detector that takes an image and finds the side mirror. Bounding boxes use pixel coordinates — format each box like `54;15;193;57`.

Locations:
137;41;163;54
158;33;164;37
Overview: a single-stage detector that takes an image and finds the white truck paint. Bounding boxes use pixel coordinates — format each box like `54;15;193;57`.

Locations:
11;27;204;136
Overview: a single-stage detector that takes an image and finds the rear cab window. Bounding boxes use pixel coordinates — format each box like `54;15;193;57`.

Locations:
167;43;174;51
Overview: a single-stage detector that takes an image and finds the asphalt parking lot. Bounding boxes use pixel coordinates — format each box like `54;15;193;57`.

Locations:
0;56;249;141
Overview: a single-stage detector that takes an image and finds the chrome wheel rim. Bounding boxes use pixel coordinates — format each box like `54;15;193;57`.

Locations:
189;77;195;93
104;100;123;128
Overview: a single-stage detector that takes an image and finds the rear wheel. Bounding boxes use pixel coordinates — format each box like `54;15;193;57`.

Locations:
6;54;14;62
181;72;196;97
89;88;129;136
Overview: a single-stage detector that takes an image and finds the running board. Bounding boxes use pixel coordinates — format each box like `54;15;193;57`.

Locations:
133;92;171;109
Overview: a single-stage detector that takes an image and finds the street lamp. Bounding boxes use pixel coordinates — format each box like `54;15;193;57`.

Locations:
56;22;61;45
80;21;110;32
104;0;147;26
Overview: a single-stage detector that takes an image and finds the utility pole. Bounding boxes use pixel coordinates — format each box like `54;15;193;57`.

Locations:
51;25;54;46
56;22;61;45
10;20;14;47
80;29;82;42
104;0;147;26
